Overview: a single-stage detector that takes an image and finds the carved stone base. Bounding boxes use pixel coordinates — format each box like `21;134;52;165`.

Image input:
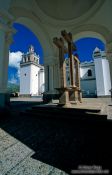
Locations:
56;87;71;107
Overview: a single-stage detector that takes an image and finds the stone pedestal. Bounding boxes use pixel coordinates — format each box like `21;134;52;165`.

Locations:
56;88;71;107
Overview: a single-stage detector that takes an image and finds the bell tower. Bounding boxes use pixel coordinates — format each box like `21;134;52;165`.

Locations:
93;47;111;96
20;45;43;96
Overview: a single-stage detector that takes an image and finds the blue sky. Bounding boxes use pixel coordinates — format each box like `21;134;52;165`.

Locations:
10;23;43;62
75;38;105;62
8;23;105;85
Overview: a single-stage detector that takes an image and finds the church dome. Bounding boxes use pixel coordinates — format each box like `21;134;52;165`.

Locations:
35;0;97;21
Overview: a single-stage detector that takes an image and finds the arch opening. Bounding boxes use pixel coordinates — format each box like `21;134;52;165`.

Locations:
72;35;111;98
8;22;45;97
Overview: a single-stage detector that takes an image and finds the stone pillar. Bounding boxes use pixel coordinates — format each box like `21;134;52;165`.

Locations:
75;60;79;87
44;65;49;92
53;37;71;107
58;47;66;88
49;64;54;92
106;42;112;86
68;44;75;87
61;31;76;87
54;63;60;89
43;56;60;102
0;24;13;108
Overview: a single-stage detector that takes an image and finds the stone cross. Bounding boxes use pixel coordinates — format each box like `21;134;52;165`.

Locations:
61;30;76;87
53;37;67;88
53;37;71;107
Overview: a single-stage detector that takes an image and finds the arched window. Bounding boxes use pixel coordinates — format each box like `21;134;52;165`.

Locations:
88;69;92;76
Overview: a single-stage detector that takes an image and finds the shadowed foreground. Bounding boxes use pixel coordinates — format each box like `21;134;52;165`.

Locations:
0;101;112;174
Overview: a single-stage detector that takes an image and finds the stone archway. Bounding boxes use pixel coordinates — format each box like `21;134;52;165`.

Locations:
71;24;109;44
71;28;112;97
71;24;112;84
13;18;60;98
0;17;56;108
15;17;54;59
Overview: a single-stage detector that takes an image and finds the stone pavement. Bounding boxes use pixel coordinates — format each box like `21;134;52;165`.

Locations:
0;108;68;175
0;97;112;175
0;128;67;175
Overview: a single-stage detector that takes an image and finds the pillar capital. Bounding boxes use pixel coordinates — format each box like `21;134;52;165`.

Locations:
5;30;14;45
0;23;15;46
0;8;14;25
0;9;15;43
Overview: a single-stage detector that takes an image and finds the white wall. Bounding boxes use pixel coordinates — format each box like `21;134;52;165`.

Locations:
20;65;31;95
30;64;40;95
80;64;95;79
94;58;111;96
102;59;111;95
94;58;105;96
80;63;96;97
20;64;40;95
38;69;45;94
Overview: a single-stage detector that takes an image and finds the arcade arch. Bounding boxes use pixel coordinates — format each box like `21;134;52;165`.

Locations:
1;0;112;108
72;28;112;85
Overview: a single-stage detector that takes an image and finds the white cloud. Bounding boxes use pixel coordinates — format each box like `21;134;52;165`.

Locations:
8;75;18;84
8;51;23;84
9;51;22;68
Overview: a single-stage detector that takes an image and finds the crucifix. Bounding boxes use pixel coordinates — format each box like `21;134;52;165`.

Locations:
53;37;71;107
53;30;82;106
61;30;82;103
61;30;76;87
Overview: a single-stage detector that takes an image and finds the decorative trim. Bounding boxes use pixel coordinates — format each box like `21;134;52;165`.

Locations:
33;0;105;27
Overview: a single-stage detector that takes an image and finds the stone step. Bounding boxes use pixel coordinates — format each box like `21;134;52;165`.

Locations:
0;142;34;175
32;105;101;113
29;108;101;117
22;108;107;122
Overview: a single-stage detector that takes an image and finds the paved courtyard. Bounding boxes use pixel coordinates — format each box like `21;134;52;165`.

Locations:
0;97;112;175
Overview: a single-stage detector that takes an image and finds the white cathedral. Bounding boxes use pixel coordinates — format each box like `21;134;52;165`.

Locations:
20;45;45;96
80;47;111;97
66;47;111;98
20;46;111;98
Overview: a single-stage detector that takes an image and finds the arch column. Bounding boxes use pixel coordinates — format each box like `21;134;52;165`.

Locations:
43;56;60;102
0;23;13;108
106;42;112;86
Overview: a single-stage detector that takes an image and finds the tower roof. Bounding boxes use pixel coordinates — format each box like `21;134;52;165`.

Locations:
94;47;100;52
20;45;40;65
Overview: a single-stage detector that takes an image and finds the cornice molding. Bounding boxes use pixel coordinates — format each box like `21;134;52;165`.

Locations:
71;24;112;43
33;0;105;27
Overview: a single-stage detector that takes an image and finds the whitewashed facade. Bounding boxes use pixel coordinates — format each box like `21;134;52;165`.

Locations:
20;46;45;96
80;48;111;97
93;47;111;97
66;48;111;97
80;61;97;97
